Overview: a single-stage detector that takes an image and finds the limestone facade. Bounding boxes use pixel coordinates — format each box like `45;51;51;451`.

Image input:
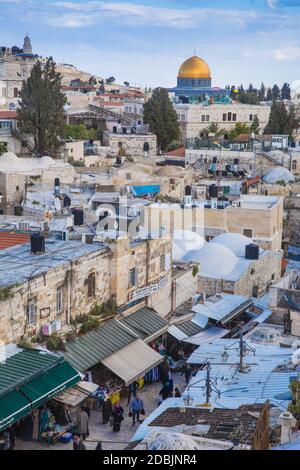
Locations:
198;250;282;298
102;131;157;157
0;244;111;345
174;103;271;141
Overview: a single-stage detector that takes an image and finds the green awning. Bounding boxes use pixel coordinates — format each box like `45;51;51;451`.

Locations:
20;362;80;409
0;361;80;431
0;390;32;431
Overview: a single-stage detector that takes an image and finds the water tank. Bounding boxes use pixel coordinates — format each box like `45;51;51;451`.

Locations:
209;184;218;199
234;158;239;165
62;194;71;208
185;185;192;196
245;244;259;260
30;232;45;254
72;208;84;226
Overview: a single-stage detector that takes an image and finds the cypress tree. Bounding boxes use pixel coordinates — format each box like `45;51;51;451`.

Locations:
281;83;291;101
17;57;66;157
143;88;180;151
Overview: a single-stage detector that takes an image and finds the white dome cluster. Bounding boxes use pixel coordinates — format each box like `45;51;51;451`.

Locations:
263;167;295;184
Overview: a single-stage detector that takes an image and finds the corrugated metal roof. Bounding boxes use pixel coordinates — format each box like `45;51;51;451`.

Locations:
0;347;62;397
168;319;203;341
192;294;253;324
0;232;30;251
119;307;168;341
59;319;138;372
183;327;229;346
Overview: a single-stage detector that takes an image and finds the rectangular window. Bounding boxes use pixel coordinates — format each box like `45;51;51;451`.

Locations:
249;114;253;121
129;268;136;287
233;113;237;121
56;288;63;315
160;255;166;271
206;115;210;122
87;273;96;298
181;114;185;122
223;114;227;122
228;113;232;122
243;228;253;238
201;115;206;122
27;300;37;325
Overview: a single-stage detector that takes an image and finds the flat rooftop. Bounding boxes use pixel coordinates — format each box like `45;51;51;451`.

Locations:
0;240;108;288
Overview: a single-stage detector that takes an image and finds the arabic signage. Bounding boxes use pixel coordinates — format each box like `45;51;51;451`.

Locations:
129;276;169;302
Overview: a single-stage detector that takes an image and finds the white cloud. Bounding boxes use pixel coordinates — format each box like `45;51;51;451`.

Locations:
273;46;300;60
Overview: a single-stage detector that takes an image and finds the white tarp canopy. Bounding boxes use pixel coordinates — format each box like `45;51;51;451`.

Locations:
101;339;163;386
183;327;229;346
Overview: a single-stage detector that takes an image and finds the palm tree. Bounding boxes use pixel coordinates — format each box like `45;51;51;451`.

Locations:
202;122;226;138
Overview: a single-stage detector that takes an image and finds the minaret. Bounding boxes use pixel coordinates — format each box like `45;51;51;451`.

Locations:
23;34;32;55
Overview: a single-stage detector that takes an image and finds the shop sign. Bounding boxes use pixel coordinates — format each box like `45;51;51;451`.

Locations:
129;275;169;302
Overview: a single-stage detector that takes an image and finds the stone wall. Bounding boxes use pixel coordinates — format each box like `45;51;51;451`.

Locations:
285;195;300;246
0;247;111;345
103;132;157;157
198;250;282;298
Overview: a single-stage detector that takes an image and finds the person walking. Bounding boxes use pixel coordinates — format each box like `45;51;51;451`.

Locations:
183;363;192;384
111;403;124;432
127;380;140;406
129;395;144;426
73;433;86;450
76;407;89;440
102;397;112;425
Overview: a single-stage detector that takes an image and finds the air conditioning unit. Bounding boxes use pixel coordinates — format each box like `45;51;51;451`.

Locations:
42;320;62;336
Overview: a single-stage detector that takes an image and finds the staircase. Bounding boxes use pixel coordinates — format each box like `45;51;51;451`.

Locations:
257;151;284;167
12;130;35;153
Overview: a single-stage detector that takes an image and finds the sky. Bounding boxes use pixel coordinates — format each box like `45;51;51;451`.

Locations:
1;0;300;88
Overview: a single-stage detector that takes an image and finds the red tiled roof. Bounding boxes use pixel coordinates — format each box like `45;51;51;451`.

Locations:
0;232;30;251
165;147;185;157
0;111;17;120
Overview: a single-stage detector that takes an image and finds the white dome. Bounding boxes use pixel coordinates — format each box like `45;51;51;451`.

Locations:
182;242;238;277
263;167;295;184
39;156;54;165
249;327;280;345
147;431;202;451
0;152;19;164
172;229;206;262
211;232;256;258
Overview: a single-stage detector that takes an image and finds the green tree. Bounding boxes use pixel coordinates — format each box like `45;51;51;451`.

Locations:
105;76;116;84
266;87;272;101
0;142;7;155
264;101;298;138
143;87;180;151
272;84;281;100
281;82;291;101
166;140;183;152
229;123;251;140
17;58;66;157
258;83;266;101
203;122;226;137
251;115;260;134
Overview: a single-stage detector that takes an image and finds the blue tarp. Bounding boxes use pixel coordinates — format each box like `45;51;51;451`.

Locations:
131;185;160;197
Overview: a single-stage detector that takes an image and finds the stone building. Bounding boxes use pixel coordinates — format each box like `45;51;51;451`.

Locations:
174;102;271;142
284;194;300;247
173;232;282;298
269;270;300;331
144;195;284;251
0;152;76;214
0;240;111;344
102;128;157;158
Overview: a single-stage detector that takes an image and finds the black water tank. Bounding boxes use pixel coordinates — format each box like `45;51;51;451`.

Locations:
245;244;259;260
30;232;45;254
209;184;218;198
185;185;192;196
72;208;84;226
62;194;71;208
234;158;239;165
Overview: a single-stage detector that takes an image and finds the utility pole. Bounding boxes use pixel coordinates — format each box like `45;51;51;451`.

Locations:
205;362;211;405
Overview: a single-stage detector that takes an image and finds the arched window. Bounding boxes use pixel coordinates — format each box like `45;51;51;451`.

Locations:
143;142;150;152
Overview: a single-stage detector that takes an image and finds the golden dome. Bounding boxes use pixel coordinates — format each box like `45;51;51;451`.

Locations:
178;55;211;79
